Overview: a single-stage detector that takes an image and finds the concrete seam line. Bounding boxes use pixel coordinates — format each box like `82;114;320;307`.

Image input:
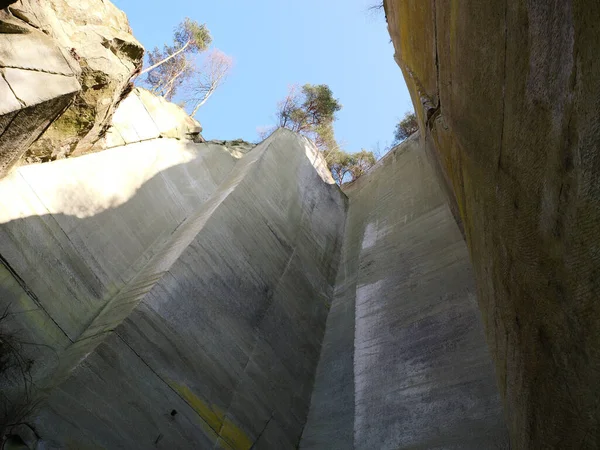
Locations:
0;250;72;344
1;71;25;107
17;171;108;314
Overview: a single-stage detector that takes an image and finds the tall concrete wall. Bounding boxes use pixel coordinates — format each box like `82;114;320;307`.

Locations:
1;126;509;449
385;1;600;447
302;134;508;449
0;129;347;448
0;137;239;432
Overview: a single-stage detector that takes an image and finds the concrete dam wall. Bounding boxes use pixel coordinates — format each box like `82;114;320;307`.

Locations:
0;127;506;448
301;134;507;449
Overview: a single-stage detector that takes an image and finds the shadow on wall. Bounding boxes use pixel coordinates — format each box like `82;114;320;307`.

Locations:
0;132;346;448
0;155;224;439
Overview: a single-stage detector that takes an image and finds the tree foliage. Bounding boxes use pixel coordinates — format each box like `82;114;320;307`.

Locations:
393;112;419;144
329;149;377;185
270;84;377;185
141;18;233;109
271;84;377;185
276;84;342;153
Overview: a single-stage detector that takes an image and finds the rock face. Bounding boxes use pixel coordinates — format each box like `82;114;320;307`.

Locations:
9;0;143;160
301;134;508;449
385;0;600;447
0;10;80;176
93;87;204;150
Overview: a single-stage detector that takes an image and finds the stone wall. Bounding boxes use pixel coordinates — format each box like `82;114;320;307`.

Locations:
385;0;600;447
7;0;144;161
0;10;80;176
301;134;507;449
92;87;204;151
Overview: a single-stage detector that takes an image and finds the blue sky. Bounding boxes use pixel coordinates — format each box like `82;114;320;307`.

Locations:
112;0;412;152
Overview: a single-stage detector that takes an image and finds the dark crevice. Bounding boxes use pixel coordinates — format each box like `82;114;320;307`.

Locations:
433;0;441;109
0;109;20;142
0;65;76;77
497;0;509;171
250;412;274;449
1;72;25;107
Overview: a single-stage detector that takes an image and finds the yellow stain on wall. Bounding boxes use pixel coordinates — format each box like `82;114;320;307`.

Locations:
168;380;253;449
220;417;253;450
168;380;225;432
214;438;235;450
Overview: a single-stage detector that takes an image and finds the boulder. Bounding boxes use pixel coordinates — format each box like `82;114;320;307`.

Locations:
9;0;144;161
207;139;255;158
94;87;204;150
0;10;80;177
385;0;600;447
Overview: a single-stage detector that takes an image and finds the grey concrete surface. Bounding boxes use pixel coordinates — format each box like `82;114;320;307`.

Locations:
0;129;347;448
301;134;508;449
0;139;238;341
0;138;238;435
1;128;507;449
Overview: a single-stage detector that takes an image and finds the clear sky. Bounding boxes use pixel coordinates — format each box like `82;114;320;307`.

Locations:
111;0;413;152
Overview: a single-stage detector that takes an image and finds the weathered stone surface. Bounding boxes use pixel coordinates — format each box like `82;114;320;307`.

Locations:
208;139;255;158
95;88;204;150
12;0;144;160
385;0;600;447
301;134;507;449
0;12;80;176
136;88;203;141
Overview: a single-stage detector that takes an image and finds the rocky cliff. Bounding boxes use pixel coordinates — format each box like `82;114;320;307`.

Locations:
0;0;144;173
385;0;600;448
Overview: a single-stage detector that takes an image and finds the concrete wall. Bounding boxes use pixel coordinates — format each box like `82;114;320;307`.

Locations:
385;1;600;447
0;129;347;448
302;134;508;449
0;137;238;430
1;127;509;449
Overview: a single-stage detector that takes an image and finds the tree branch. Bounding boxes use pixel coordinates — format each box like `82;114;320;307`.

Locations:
140;40;191;75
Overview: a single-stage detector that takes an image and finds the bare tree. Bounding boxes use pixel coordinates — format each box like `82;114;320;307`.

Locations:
141;18;212;101
189;50;234;116
148;54;195;101
140;18;211;76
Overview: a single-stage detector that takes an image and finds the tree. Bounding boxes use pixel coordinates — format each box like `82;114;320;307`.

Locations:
328;149;377;185
393;112;419;144
329;150;355;185
142;18;212;100
269;84;375;185
349;149;377;180
276;84;342;156
188;50;234;116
